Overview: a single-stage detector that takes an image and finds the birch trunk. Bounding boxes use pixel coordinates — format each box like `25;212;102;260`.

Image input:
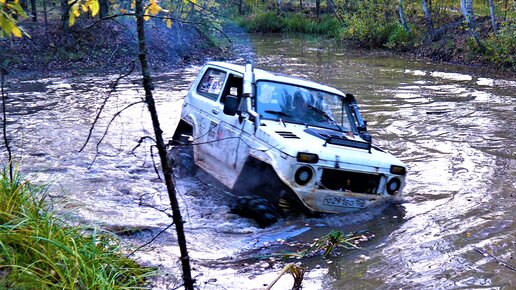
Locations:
487;0;497;35
399;0;410;33
421;0;434;34
460;0;483;48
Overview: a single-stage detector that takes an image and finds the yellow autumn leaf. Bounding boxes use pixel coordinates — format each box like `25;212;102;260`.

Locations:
81;3;88;12
143;9;150;20
166;19;172;28
88;0;99;16
12;25;21;38
130;0;135;9
73;8;81;17
120;8;127;13
148;2;161;15
0;0;5;4
69;13;76;26
2;19;13;35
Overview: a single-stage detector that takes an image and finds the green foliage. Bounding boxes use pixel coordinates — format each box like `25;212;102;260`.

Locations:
482;23;516;70
239;12;341;37
0;168;154;289
241;11;284;32
386;24;413;49
342;16;399;48
0;0;28;38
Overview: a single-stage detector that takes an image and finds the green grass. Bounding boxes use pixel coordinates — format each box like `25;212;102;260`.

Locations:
238;11;341;37
0;167;154;289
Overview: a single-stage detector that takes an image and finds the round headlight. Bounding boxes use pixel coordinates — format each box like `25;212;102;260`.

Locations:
386;177;401;195
295;166;313;185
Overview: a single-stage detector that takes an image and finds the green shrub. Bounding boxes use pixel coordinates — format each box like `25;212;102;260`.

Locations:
341;16;401;48
386;24;413;49
313;16;342;37
241;11;285;32
482;23;516;70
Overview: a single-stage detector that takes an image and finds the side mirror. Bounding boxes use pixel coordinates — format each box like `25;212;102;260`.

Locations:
223;95;239;116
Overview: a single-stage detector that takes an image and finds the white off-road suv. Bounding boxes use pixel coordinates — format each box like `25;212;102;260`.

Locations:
172;62;406;226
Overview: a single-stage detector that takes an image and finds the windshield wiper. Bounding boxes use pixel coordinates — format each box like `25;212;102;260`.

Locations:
264;110;309;127
264;110;291;118
307;105;347;134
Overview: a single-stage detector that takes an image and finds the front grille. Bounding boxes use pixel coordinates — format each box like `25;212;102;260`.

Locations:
319;169;380;194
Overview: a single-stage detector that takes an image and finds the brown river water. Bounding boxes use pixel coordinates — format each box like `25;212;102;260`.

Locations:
3;33;515;289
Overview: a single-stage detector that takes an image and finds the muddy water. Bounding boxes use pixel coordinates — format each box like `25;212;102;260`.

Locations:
3;33;515;289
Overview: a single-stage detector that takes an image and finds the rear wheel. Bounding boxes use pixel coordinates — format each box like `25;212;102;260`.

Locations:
169;122;196;177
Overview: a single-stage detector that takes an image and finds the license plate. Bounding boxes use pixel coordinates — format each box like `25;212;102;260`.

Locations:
323;195;366;208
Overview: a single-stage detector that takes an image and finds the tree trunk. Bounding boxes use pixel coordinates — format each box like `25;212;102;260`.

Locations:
327;0;343;22
134;0;194;289
238;0;243;15
99;0;109;19
43;0;49;36
460;0;484;49
299;0;302;10
316;0;320;21
399;0;410;33
327;0;334;13
421;0;434;34
1;69;13;181
30;0;37;21
60;0;69;35
487;0;497;35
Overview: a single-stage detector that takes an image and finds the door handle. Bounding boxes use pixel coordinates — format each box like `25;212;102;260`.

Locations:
212;109;219;115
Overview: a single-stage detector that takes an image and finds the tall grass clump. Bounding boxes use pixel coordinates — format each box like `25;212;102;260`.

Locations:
0;168;154;289
240;11;284;32
240;12;342;37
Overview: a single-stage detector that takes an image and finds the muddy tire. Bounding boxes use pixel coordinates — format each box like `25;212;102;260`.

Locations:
230;196;280;228
169;145;196;177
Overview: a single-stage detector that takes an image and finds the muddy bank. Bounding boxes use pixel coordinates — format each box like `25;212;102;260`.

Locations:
0;18;228;78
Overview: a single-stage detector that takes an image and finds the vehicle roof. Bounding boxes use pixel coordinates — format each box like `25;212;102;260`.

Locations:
206;61;347;96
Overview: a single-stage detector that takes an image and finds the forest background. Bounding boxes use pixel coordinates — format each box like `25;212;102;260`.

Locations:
1;0;515;74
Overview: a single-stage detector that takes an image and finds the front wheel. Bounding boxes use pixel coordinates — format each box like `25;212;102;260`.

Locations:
230;196;280;228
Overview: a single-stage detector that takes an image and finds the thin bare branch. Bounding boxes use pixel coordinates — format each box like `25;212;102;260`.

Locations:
149;145;162;181
474;247;516;272
131;136;157;156
79;62;136;152
94;100;145;153
126;222;174;257
1;67;13;180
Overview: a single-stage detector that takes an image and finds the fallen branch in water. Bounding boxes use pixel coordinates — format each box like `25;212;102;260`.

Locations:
474;247;516;272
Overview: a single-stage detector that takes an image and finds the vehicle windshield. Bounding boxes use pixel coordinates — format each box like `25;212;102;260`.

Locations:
256;81;355;132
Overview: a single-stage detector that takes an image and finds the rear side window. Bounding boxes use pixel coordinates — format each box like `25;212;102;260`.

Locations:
197;68;227;100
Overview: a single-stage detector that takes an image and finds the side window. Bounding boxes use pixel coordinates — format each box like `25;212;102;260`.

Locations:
197;68;227;100
220;74;243;104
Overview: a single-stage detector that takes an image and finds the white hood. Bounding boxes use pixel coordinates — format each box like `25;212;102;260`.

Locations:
257;120;404;169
